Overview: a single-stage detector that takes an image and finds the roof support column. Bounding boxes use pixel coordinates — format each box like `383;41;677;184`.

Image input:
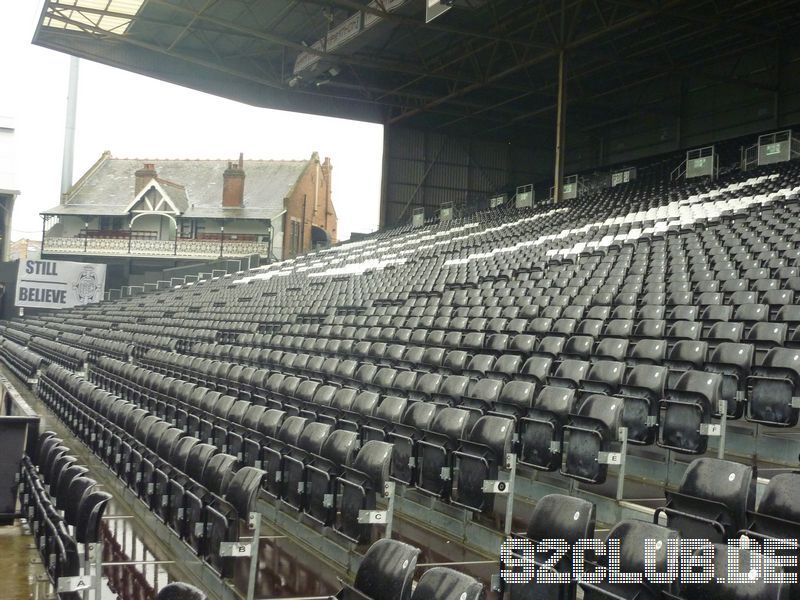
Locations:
379;125;391;229
553;48;567;203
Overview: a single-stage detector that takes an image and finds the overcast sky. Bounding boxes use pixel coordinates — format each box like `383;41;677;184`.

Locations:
0;2;384;243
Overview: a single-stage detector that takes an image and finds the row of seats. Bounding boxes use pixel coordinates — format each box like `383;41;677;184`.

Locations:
78;336;800;536
29;336;88;371
19;433;110;595
228;309;800;351
0;338;45;381
86;350;739;526
85;357;403;540
58;332;133;362
89;355;513;516
37;363;266;577
334;538;483;600
34;355;493;594
242;304;800;342
177;328;800;428
135;342;757;463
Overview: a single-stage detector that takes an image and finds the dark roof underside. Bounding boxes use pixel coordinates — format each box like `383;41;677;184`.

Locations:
33;0;800;143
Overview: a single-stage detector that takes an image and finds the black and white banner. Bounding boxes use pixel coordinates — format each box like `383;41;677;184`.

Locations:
15;259;106;309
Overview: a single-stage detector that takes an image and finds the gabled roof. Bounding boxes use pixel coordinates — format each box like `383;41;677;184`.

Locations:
43;153;314;219
156;178;189;213
125;178;187;215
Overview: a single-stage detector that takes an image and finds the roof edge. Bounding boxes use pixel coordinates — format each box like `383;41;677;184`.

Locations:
110;157;312;164
282;152;319;204
155;176;186;189
65;150;112;204
124;178;183;215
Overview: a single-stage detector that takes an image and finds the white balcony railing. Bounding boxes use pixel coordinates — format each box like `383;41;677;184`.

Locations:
42;237;270;259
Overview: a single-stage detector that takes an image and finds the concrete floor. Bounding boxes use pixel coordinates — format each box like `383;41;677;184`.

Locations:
0;523;45;599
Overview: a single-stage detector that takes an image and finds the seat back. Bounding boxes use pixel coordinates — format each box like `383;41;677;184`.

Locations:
747;472;800;539
320;430;360;466
497;381;536;411
670;457;755;540
351;441;393;487
156;582;207;600
562;395;625;484
468;415;514;460
296;422;332;454
629;339;666;364
429;407;472;441
375;396;407;423
402;402;438;430
203;453;239;496
526;493;595;545
510;494;594;600
580;521;679;599
346;539;420;600
170;436;200;472
533;386;577;416
225;467;266;518
185;443;217;483
410;567;484;600
276;416;308;445
75;490;111;544
64;476;97;526
679;543;787;599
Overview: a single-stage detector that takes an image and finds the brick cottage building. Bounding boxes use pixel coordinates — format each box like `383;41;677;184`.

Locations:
41;151;337;263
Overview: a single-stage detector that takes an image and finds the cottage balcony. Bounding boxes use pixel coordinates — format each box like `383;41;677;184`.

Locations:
42;230;271;259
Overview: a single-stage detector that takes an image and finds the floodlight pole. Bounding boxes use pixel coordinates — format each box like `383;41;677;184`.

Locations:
61;57;80;200
553;49;566;203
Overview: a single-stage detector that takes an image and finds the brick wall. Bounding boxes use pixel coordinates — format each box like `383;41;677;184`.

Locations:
282;154;337;258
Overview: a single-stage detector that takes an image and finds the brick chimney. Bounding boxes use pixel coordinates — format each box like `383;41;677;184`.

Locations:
223;153;246;207
134;162;157;195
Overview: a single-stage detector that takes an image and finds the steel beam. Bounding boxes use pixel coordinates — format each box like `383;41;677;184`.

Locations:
388;0;688;125
375;1;576;104
299;0;554;50
484;34;786;135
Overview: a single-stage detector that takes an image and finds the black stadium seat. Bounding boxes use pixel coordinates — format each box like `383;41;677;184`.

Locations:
656;457;755;542
336;539;419;600
451;415;514;513
659;371;723;454
562;394;627;484
410;567;484;600
336;440;393;543
676;543;788;600
156;582;207;600
579;520;679;600
505;493;595;600
747;347;800;426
